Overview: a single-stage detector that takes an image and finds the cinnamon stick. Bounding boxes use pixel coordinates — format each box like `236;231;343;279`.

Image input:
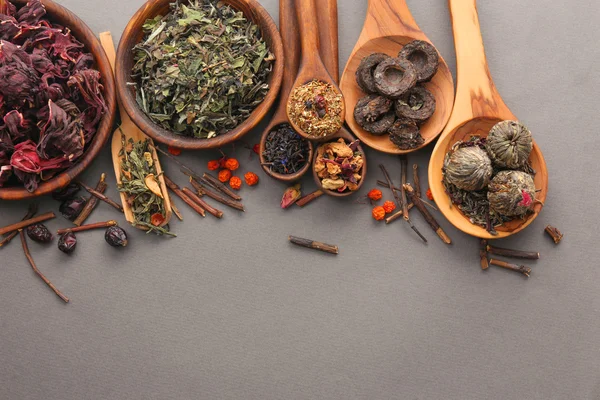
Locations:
190;178;245;211
57;220;118;235
73;173;107;226
163;175;205;217
404;183;451;244
489;259;531;278
545;225;563;244
0;204;37;248
78;181;124;213
384;203;415;224
0;212;56;236
289;236;338;255
20;230;69;303
486;243;540;260
182;187;224;219
296;190;324;207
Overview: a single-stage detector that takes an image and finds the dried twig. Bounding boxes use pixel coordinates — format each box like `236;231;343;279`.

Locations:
377;180;437;211
489;259;532;278
545;225;563;244
0;204;37;248
289;236;338;255
385;203;415;224
73;173;107;226
182;187;224;219
296;190;324;207
202;172;242;201
163;176;205;217
57;220;118;235
0;212;56;236
78;181;124;213
486;243;540;260
404;183;451;244
480;240;489;270
412;164;422;198
190;178;244;211
169;194;184;221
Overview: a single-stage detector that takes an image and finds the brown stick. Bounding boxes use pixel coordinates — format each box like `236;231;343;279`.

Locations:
296;190;324;207
545;225;563;244
377;180;437;211
489;259;532;278
0;204;37;248
169;195;184;221
385;203;415;224
202;172;242;201
182;187;224;219
190;178;245;212
404;183;451;244
480;240;489;270
78;181;124;213
289;236;338;255
486;244;540;260
57;220;117;235
163;176;205;217
0;212;56;236
20;231;69;303
73;173;107;226
412;164;422;198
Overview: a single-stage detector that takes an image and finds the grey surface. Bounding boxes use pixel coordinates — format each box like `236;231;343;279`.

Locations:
1;0;599;399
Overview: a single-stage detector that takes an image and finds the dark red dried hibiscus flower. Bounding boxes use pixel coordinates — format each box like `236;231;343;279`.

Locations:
0;0;106;192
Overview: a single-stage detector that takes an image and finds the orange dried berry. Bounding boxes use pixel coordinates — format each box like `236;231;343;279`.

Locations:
218;169;232;183
224;158;240;171
426;188;434;201
383;200;396;214
168;146;182;156
229;176;242;190
367;189;383;201
207;160;220;171
244;171;259;186
372;206;386;221
151;213;165;226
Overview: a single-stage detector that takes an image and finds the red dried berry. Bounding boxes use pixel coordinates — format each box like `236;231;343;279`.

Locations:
27;223;53;243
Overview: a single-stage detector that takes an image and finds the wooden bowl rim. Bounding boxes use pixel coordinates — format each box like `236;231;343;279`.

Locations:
115;0;284;150
0;0;117;200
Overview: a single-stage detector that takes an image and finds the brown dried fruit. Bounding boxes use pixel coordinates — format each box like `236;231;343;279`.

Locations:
353;95;395;135
398;40;439;83
373;57;417;98
388;118;424;150
355;53;391;94
395;86;436;123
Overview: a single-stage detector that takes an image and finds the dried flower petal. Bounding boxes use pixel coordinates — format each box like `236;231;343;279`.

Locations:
281;183;301;209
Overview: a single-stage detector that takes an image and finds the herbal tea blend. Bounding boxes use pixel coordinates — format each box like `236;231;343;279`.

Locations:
486;120;533;169
0;0;106;192
488;170;536;217
444;146;493;191
262;124;310;174
287;80;343;137
314;139;364;192
397;40;439;83
131;0;274;139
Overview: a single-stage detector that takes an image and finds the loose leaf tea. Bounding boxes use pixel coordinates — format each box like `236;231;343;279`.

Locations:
262;124;310;174
118;136;173;236
131;0;274;139
314;139;364;192
287;80;343;137
0;0;106;191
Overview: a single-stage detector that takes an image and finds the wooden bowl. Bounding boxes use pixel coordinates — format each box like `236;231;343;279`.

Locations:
312;128;367;197
115;0;284;150
0;0;117;201
259;124;314;183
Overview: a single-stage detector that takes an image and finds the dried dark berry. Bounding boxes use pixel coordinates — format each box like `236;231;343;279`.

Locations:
26;223;53;243
388;118;425;150
353;95;395;135
355;53;391;94
373;58;417;98
395;86;436;123
51;183;81;201
398;40;439;83
59;196;86;221
58;232;77;254
105;226;128;248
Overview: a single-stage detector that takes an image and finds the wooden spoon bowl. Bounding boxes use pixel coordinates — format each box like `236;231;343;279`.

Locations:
340;0;454;155
428;0;548;239
0;0;116;200
115;0;283;150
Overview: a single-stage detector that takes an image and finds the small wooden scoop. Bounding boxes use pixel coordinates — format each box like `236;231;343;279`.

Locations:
428;0;548;239
99;32;172;229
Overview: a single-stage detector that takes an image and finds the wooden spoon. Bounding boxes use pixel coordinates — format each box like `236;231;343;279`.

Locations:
286;0;345;142
339;0;454;154
99;32;172;229
428;0;548;239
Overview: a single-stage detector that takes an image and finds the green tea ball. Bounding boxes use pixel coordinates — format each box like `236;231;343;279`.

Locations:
488;170;536;217
486;120;533;168
445;147;493;191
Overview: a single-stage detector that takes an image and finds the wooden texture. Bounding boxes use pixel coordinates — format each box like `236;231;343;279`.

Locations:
428;0;548;239
288;236;339;255
0;0;116;200
286;0;345;141
318;0;339;81
259;0;313;183
99;32;172;230
115;0;283;150
339;0;454;155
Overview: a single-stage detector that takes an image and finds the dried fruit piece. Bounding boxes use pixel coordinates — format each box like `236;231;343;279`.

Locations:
26;223;53;243
368;189;383;201
373;58;417;98
398;40;439;82
218;169;232;183
281;184;301;209
444;147;493;191
486;120;533;169
355;53;391;94
168;146;181;156
59;196;86;221
105;226;128;247
224;158;240;171
151;213;165;226
488;170;536;217
51;183;81;201
353;95;395;135
395;86;436;123
58;232;77;254
244;172;259;186
144;174;163;198
383;201;396;213
372;206;386;221
207;160;220;171
229;176;242;190
388;118;424;150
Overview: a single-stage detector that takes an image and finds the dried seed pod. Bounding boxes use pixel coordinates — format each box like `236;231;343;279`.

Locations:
444;147;493;191
486;120;533;168
355;53;391;94
51;183;81;201
26;223;53;243
105;226;128;247
488;170;536;217
373;58;417;98
353;95;395;135
59;196;87;221
395;86;436;123
388;118;424;150
58;232;77;254
398;40;439;82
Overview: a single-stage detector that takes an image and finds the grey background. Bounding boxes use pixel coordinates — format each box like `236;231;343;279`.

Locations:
1;0;599;399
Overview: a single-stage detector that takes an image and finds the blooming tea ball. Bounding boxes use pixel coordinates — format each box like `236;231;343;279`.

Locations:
488;170;536;217
486;120;533;168
445;147;493;191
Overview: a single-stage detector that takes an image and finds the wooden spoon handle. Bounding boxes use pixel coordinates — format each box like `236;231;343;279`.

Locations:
295;0;321;66
448;0;512;120
319;0;339;83
277;0;301;114
99;32;134;126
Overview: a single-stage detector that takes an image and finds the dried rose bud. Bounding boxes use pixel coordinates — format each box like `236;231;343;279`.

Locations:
105;226;128;247
281;184;301;209
26;223;53;243
51;183;81;201
58;232;77;254
59;196;86;221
